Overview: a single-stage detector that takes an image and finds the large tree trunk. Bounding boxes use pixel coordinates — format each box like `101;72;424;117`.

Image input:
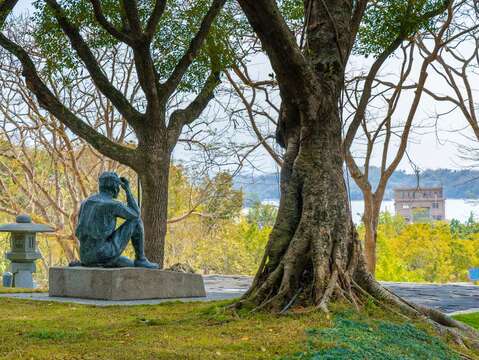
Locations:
137;133;171;268
241;92;364;312
140;163;169;268
239;0;359;313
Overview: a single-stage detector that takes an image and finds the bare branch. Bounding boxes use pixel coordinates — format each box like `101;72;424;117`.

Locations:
45;0;143;126
0;33;137;166
168;71;220;146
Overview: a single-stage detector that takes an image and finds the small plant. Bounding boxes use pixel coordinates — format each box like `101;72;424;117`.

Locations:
26;329;83;341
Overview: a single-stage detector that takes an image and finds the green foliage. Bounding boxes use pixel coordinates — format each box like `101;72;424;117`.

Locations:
168;217;270;275
356;0;447;56
32;0;248;91
278;0;304;31
26;329;85;341
0;138;268;278
0;287;47;293
450;213;479;239
364;213;479;282
163;167;269;275
0;233;8;274
202;171;243;224
453;312;479;330
239;0;448;59
246;201;278;229
287;316;461;359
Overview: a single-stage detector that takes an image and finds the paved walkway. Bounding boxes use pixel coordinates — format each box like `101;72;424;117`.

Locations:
382;281;479;314
1;275;478;315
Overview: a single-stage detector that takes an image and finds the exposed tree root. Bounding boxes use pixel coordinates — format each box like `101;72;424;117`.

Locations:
234;252;479;353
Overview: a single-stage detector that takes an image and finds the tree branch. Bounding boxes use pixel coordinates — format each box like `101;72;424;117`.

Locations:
167;71;220;146
382;2;454;183
225;70;283;167
159;0;226;100
88;0;133;44
343;0;452;152
343;36;404;152
120;0;142;35
0;0;18;26
45;0;143;127
0;33;138;166
237;0;319;103
145;0;167;39
350;0;368;47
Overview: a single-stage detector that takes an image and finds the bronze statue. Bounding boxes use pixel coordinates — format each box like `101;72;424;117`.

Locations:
75;172;158;269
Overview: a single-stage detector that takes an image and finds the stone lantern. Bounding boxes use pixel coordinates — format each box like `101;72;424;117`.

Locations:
0;214;53;288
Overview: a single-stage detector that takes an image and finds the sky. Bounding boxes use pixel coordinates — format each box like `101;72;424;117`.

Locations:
5;1;478;175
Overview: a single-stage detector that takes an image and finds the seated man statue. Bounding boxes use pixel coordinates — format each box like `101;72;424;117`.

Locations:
75;172;159;269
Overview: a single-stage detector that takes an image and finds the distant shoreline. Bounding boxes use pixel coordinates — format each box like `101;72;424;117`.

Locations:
243;198;479;224
235;167;479;205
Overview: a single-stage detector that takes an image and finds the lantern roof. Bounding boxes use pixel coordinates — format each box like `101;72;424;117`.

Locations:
0;215;54;233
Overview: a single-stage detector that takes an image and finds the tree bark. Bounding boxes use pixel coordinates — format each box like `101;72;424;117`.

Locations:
137;131;171;268
241;90;363;312
237;0;358;314
362;193;381;275
141;169;169;268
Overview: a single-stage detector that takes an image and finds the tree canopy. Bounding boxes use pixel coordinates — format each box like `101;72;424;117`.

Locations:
31;0;248;91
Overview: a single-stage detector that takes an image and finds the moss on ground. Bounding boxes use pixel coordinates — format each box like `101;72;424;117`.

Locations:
0;298;476;359
286;314;462;359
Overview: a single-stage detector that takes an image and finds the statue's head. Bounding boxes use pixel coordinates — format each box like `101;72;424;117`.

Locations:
99;172;121;198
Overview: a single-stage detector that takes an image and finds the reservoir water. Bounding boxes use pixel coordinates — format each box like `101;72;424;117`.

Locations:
350;199;479;224
257;199;479;224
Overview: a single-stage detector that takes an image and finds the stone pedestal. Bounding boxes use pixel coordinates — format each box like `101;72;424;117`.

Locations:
49;267;206;300
11;262;36;288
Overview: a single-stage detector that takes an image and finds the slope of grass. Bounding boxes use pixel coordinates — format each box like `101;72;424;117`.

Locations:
453;312;479;330
0;298;475;359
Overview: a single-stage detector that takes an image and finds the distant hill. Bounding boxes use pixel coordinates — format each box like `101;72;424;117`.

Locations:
234;167;479;205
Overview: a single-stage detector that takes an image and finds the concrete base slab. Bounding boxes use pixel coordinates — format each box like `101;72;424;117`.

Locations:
49;267;206;300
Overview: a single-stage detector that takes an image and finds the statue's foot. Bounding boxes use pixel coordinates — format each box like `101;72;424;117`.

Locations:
69;260;82;267
134;258;159;269
107;256;135;268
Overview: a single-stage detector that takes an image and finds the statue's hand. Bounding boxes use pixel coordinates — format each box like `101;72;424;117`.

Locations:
120;177;130;190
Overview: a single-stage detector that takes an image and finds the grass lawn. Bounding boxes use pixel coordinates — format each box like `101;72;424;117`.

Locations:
0;287;47;294
0;297;477;359
453;312;479;331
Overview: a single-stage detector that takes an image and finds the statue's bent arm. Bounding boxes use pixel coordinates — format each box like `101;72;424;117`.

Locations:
124;187;140;216
112;201;140;221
